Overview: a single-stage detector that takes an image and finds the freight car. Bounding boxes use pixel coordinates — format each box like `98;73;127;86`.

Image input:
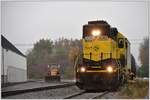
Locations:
76;20;135;90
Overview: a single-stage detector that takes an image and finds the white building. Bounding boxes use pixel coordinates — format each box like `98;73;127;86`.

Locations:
1;35;27;83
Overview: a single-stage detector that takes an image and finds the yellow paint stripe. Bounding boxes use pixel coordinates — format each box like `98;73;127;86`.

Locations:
86;70;107;72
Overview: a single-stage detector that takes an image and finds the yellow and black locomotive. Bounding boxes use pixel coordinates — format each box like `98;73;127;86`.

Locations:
76;20;134;90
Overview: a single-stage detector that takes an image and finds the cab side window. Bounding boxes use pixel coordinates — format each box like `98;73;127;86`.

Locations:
118;38;124;48
125;42;128;48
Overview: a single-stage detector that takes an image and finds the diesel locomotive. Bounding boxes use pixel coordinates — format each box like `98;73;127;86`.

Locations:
45;64;60;82
75;20;135;90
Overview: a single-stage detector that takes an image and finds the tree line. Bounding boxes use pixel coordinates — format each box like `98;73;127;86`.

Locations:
26;36;149;79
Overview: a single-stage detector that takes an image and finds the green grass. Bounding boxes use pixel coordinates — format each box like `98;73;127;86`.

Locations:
119;79;149;99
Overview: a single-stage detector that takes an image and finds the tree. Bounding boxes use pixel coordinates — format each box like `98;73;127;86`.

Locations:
137;37;149;77
68;46;80;64
139;37;149;65
27;39;53;79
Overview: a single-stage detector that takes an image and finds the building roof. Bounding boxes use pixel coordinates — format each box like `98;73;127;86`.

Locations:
1;35;26;57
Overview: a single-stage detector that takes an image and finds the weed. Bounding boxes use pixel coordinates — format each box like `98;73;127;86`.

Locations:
119;79;149;99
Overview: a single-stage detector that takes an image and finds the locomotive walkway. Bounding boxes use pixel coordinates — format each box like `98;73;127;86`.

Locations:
2;80;75;97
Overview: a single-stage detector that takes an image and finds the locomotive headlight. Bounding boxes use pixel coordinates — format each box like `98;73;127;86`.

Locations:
92;29;101;36
80;67;86;72
107;66;113;73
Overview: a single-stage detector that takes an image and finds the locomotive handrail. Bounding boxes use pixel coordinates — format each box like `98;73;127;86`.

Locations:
83;52;112;60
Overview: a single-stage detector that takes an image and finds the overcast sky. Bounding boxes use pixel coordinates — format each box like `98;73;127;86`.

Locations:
1;1;149;65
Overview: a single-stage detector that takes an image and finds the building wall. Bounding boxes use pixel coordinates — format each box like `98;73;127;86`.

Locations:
7;66;27;82
1;48;27;82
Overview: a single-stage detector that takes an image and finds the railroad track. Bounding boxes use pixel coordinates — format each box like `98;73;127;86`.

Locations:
64;90;86;99
2;82;75;97
64;91;109;99
92;91;109;99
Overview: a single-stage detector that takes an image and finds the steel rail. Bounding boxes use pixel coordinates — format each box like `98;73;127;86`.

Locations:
64;90;86;99
92;91;109;99
64;91;108;99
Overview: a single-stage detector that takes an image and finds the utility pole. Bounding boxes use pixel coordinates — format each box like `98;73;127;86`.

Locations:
2;48;5;84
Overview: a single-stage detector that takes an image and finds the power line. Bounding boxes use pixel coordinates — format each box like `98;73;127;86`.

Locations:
14;43;143;48
14;44;34;46
1;0;148;2
13;39;145;46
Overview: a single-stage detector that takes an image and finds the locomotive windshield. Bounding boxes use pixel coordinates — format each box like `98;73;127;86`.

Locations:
83;21;110;38
51;64;60;68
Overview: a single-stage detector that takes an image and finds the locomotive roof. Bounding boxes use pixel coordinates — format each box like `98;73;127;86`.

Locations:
118;32;130;44
88;20;110;25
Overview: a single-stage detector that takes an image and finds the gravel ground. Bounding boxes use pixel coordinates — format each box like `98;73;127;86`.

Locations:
100;92;121;99
69;92;105;99
100;91;149;99
4;87;132;99
3;86;81;99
